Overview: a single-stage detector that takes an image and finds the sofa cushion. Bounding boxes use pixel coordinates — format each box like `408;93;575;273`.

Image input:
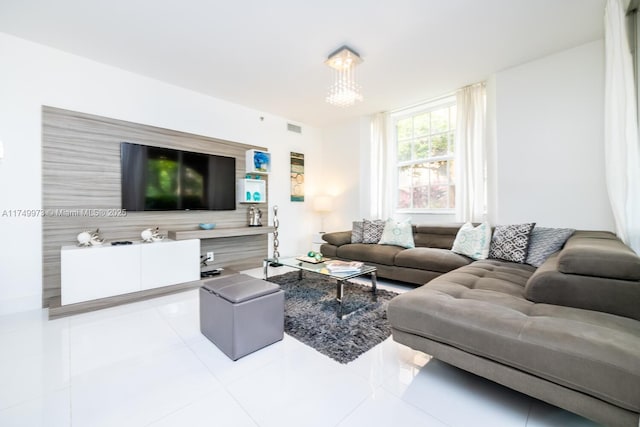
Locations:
414;224;464;249
558;231;640;281
388;259;640;413
489;222;535;263
525;253;640;321
451;222;491;260
395;248;472;273
525;227;575;267
378;218;415;249
336;243;404;266
322;231;352;246
362;219;385;244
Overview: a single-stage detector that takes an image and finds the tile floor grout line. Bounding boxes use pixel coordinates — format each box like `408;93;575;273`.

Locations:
377;376;454;427
182;341;265;427
330;387;374;427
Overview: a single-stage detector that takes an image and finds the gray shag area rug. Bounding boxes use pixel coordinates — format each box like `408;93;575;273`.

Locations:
266;271;399;364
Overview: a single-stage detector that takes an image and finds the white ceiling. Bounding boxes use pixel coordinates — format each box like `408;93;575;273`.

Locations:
0;0;605;127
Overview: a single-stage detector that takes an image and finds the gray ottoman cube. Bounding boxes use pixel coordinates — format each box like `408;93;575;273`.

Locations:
199;274;284;360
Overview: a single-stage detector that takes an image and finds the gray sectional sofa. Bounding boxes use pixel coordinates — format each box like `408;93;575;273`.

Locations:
321;225;640;427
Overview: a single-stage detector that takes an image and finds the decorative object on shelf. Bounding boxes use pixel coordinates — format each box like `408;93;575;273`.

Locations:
253;151;269;172
325;45;364;107
290;152;305;202
308;251;323;262
76;231;91;247
89;229;105;246
248;205;262;227
313;195;333;233
199;223;216;230
246;149;271;174
271;205;281;266
297;251;325;263
76;228;104;247
141;226;165;243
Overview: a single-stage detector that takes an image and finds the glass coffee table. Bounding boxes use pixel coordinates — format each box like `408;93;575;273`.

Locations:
263;257;377;315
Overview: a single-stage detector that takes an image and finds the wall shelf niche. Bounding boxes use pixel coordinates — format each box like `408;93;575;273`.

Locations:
246;149;271;174
238;178;266;203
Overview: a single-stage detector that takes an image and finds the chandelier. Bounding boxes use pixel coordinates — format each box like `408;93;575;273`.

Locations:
325;46;363;107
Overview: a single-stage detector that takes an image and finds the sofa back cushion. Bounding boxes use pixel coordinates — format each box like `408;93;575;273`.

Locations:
322;231;352;246
558;231;640;281
525;232;640;321
413;224;464;249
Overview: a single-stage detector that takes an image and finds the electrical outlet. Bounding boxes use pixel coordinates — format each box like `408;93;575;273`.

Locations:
206;251;214;262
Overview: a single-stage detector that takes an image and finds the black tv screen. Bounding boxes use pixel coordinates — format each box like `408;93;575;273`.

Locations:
121;142;236;211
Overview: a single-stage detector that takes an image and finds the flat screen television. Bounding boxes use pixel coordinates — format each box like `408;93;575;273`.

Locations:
121;142;236;211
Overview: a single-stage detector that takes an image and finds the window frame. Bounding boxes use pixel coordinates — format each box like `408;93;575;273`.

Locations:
391;95;457;214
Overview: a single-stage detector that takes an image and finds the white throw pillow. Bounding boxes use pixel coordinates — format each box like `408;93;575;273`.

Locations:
378;218;415;249
451;222;492;260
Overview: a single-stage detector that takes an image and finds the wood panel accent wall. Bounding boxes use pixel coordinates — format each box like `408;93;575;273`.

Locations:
42;106;269;308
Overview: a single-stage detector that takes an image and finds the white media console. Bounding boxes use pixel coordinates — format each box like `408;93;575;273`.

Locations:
60;239;200;305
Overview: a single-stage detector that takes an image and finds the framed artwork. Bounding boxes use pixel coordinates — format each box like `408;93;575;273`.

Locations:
290;152;304;202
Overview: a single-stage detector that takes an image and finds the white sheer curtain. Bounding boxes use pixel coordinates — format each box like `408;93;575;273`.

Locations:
455;82;487;223
604;0;640;254
370;112;392;219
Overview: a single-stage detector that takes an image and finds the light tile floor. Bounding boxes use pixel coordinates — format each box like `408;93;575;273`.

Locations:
0;266;601;427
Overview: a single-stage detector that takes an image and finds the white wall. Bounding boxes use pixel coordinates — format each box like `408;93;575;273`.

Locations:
0;32;322;314
331;40;614;232
319;118;369;232
491;39;614;230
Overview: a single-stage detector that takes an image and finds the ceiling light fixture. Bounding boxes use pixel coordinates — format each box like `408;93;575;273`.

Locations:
325;46;363;107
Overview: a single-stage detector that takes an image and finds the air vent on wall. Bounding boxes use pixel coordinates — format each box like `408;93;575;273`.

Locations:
287;123;302;134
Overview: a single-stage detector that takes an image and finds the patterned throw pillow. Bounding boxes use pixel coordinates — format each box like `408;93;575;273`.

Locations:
489;223;536;263
526;227;575;267
378;219;415;249
362;219;385;244
351;221;364;243
451;222;492;260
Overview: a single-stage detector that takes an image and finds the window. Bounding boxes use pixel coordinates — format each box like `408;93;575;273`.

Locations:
393;97;456;211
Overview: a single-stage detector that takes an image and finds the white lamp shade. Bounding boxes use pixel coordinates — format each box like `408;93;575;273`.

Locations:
313;195;333;213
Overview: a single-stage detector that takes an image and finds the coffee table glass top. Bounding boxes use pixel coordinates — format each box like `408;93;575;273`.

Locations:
265;257;376;280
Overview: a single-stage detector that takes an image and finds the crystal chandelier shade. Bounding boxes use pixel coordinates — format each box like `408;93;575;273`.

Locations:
325;46;363;107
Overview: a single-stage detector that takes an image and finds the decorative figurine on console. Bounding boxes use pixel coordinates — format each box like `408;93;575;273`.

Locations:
141;226;165;243
77;228;104;247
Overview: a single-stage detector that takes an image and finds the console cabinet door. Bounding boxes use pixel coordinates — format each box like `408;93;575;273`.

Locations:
61;245;141;305
140;239;200;290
